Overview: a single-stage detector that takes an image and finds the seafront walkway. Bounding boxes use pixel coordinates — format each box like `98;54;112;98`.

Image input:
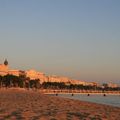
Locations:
0;88;120;95
39;89;120;95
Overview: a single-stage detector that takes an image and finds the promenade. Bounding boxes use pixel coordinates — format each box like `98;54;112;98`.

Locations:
39;89;120;95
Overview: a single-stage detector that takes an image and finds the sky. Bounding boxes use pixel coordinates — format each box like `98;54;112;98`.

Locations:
0;0;120;84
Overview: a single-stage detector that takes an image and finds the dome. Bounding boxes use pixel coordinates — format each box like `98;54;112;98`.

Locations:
4;59;8;66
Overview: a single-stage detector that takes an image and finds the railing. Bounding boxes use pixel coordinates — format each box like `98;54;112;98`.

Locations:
0;87;120;94
38;89;120;94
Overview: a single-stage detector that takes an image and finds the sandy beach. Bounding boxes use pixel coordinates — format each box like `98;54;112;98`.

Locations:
0;89;120;120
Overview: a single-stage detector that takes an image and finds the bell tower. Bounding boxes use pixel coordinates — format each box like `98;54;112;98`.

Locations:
4;59;8;66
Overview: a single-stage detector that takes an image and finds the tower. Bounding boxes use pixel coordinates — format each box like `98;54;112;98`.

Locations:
4;59;8;66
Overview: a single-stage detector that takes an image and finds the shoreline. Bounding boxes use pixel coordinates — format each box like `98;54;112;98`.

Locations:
0;89;120;120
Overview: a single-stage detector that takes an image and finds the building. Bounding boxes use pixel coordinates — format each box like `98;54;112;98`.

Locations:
25;69;48;83
48;75;71;83
0;59;100;86
0;59;9;76
0;59;25;77
8;70;25;77
108;83;118;88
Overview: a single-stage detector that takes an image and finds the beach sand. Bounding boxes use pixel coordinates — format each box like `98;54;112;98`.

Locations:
0;89;120;120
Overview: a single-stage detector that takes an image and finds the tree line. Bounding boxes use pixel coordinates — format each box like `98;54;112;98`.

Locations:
0;74;40;89
42;82;120;91
0;74;120;91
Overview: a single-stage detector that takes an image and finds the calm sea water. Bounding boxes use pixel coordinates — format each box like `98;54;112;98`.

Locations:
51;94;120;107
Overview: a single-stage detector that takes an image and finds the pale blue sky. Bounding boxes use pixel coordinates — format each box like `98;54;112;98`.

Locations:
0;0;120;83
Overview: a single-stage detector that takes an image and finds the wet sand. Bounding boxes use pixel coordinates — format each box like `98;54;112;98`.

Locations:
0;89;120;120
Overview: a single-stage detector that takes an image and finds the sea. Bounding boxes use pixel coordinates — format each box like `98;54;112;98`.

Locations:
51;94;120;107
